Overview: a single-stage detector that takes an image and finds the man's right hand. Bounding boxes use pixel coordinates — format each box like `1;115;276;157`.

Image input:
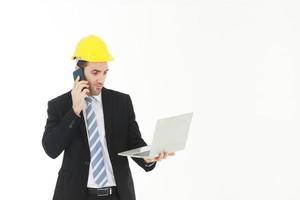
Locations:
71;76;89;117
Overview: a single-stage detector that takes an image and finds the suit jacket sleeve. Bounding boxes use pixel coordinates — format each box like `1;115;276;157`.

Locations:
42;100;81;159
126;95;156;171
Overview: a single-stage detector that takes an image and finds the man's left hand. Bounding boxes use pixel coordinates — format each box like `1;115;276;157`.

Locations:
144;152;175;163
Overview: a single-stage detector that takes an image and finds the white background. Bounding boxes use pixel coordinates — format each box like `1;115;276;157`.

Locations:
0;0;300;199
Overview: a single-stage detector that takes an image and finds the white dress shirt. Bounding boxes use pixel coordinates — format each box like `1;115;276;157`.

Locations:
83;93;116;188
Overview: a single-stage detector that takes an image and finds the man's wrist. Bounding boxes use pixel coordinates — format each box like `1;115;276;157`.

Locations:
72;106;81;117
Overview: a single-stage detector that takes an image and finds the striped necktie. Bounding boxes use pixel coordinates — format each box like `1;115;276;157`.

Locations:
85;97;108;187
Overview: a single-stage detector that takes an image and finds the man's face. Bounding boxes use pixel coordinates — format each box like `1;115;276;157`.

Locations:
83;62;109;96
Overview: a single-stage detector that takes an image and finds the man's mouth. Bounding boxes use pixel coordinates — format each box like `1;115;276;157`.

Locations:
95;85;103;89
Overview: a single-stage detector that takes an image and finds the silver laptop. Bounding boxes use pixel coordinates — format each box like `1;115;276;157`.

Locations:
118;112;193;158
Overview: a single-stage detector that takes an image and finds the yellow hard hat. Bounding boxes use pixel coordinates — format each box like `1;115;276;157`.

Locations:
72;35;113;62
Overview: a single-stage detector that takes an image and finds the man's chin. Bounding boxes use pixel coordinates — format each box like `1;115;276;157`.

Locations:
90;88;102;96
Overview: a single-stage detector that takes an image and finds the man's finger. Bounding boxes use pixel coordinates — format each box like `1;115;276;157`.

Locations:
152;155;160;162
74;80;88;91
73;76;80;88
82;88;90;96
75;80;88;87
77;83;89;92
159;153;163;160
163;152;168;159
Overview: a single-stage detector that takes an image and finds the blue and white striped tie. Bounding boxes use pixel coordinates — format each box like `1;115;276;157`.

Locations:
85;97;108;187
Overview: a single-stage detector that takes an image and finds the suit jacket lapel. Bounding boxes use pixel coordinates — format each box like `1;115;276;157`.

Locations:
79;115;89;146
101;88;113;153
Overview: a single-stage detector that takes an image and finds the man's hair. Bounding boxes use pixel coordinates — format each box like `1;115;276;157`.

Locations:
77;60;88;68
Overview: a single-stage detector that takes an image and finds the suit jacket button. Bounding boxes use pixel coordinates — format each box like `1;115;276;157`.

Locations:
84;161;89;166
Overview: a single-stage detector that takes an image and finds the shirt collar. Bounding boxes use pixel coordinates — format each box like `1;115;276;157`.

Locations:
90;92;102;103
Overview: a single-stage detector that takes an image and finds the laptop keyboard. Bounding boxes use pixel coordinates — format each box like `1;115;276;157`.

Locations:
133;151;150;156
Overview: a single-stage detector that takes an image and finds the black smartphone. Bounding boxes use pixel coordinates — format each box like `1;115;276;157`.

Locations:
73;67;84;81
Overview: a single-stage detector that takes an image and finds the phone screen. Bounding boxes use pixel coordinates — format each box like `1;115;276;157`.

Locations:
73;67;84;81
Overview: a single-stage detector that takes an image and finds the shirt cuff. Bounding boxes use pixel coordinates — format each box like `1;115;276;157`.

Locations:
145;162;156;167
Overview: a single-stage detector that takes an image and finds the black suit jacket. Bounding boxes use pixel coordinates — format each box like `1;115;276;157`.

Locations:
42;88;155;200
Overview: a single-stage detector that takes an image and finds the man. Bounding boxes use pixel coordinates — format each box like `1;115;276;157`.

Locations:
42;35;173;200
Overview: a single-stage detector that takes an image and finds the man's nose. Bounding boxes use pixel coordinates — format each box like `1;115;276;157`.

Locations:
97;75;104;83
